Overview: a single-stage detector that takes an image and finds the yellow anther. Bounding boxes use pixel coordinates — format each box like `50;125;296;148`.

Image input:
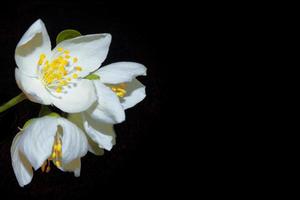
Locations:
38;54;46;65
116;91;126;97
111;85;127;97
65;55;71;59
73;57;78;63
75;66;82;71
67;77;72;81
55;161;61;167
56;87;62;93
64;50;70;54
52;152;56;158
57;47;63;52
56;144;62;152
72;73;78;79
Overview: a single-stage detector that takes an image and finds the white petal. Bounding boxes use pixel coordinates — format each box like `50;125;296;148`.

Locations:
96;62;146;84
83;113;115;151
52;34;111;77
57;118;88;164
121;79;146;109
15;68;52;105
51;79;97;113
18;117;58;170
15;19;51;76
61;158;81;177
67;114;105;155
87;80;125;124
11;132;33;187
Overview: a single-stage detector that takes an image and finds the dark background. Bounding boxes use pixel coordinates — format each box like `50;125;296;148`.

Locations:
0;1;176;198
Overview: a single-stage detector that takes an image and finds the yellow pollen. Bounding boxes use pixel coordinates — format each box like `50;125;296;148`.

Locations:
72;73;78;79
64;50;70;54
57;47;63;52
65;55;71;59
56;87;62;93
75;66;82;71
73;57;78;63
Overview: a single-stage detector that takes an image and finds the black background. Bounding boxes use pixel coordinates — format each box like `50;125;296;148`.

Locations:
0;1;175;198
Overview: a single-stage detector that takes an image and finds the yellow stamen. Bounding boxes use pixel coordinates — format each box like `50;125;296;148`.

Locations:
65;55;71;59
72;73;78;79
56;87;62;93
57;47;63;52
52;152;56;158
111;84;127;97
51;133;62;168
75;66;82;71
55;161;61;167
73;57;78;63
64;50;70;54
38;54;46;65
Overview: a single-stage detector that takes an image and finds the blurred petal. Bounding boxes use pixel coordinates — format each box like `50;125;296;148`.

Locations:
57;118;88;164
121;79;146;109
83;113;115;151
52;34;111;77
67;113;106;155
11;132;33;187
18;117;58;170
51;79;97;113
15;68;52;105
15;19;51;76
87;80;125;123
96;62;146;84
61;158;81;177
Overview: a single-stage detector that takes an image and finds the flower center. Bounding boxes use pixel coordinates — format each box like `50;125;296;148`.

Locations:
37;48;82;95
110;83;127;97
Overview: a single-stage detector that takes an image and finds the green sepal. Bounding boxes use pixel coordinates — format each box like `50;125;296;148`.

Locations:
85;74;100;80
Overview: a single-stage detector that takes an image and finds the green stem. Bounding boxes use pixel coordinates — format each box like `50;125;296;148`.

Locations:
0;93;27;113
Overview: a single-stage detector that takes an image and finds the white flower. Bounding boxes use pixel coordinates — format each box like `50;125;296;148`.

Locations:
11;115;88;187
67;62;147;151
15;19;110;113
15;19;147;118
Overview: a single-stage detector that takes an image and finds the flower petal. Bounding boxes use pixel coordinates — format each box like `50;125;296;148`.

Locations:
121;79;146;109
15;19;51;76
96;62;146;84
61;158;81;177
67;114;105;155
18;117;58;170
52;34;111;77
82;113;115;151
57;118;88;164
51;79;97;113
87;80;125;124
15;68;52;105
11;132;33;187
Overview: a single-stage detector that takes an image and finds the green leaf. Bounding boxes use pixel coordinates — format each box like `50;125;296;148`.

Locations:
85;74;100;80
56;29;81;45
